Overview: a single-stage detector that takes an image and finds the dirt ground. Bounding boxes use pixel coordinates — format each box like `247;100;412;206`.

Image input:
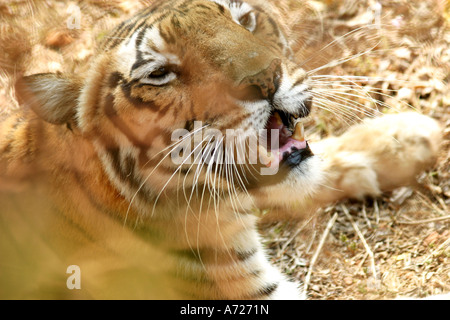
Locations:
1;0;449;300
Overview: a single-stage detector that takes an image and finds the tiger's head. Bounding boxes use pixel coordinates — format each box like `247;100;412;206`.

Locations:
18;0;321;215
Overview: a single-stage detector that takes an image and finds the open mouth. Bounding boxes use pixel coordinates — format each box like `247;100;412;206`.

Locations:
259;110;313;168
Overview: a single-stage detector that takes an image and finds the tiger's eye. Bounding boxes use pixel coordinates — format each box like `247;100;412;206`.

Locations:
149;67;168;78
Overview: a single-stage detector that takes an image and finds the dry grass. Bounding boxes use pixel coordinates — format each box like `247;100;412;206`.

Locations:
0;0;449;300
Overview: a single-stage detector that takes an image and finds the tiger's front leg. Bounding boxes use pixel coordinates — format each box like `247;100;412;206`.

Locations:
310;112;442;204
161;201;303;299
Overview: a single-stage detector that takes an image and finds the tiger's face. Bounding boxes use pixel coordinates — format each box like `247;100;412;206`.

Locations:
22;0;321;212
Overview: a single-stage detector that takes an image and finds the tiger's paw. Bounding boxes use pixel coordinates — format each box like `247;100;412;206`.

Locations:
311;112;442;204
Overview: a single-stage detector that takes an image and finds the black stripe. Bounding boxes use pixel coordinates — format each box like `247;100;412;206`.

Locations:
216;3;225;14
106;148;142;192
131;18;151;42
171;15;182;29
116;21;136;40
108;72;124;89
189;100;195;120
23;121;35;160
2;117;22;153
184;120;195;132
159;25;176;45
177;0;194;10
120;80;160;111
236;248;257;262
259;282;279;296
267;16;280;37
116;12;151;47
153;12;171;25
133;23;157;75
3;141;12;153
102;1;174;50
104;93;153;150
107;147;124;181
193;4;212;11
132;5;157;23
12;116;23;130
173;248;200;262
155;98;175;118
103;19;128;48
131;58;156;73
107;19;141;50
135;26;148;49
123;154;142;190
179;167;192;175
250;282;279;299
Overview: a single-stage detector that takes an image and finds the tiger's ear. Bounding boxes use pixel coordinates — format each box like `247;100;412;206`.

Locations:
15;73;82;126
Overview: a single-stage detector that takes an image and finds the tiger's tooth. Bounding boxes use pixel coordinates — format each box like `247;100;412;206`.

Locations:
292;121;305;142
258;145;274;167
258;144;267;155
274;112;283;125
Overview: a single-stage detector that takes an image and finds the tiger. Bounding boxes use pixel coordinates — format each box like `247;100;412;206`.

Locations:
0;0;443;299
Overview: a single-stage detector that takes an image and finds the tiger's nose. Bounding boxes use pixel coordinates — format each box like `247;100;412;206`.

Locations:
236;58;282;101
